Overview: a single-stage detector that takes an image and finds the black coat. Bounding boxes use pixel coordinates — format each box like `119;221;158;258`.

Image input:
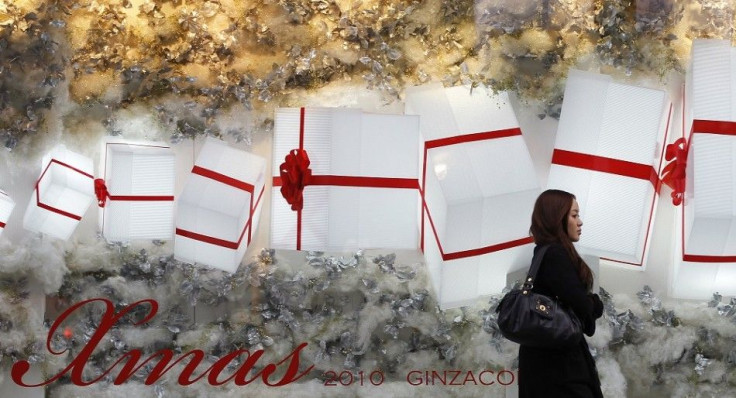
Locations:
518;243;604;398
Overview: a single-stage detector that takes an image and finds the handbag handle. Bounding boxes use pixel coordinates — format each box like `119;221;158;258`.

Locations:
521;244;551;294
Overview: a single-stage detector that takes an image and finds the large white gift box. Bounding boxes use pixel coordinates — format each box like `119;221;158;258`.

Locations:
97;139;175;241
0;190;14;237
672;39;736;298
547;70;672;267
271;107;421;251
405;83;539;309
175;138;266;273
23;145;95;240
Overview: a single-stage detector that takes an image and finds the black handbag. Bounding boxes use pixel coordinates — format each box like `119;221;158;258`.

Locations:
495;245;583;348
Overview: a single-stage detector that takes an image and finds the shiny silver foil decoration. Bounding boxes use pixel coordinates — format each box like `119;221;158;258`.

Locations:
694;353;711;376
610;309;645;346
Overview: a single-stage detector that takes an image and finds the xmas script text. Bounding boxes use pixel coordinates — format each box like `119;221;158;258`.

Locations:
11;298;314;387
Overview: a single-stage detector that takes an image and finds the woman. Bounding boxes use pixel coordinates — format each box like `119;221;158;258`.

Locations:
518;189;604;398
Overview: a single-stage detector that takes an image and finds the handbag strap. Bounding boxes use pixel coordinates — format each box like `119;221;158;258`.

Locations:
521;244;551;293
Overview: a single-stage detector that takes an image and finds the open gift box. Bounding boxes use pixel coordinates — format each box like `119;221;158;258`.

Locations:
405;83;540;309
0;189;14;238
97;139;176;241
23;145;95;241
175;138;266;273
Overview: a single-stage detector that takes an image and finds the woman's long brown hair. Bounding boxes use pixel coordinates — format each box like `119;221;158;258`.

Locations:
529;189;594;290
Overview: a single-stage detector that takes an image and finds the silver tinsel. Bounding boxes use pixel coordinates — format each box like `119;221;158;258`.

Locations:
638;286;679;327
637;285;662;310
610;309;645;346
651;308;679;327
308;250;363;279
694;353;711;376
716;298;736;319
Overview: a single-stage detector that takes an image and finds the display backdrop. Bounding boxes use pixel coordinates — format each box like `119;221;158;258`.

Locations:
0;0;734;397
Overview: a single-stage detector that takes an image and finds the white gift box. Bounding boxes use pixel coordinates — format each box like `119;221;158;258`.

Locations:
175;138;266;273
23;145;95;240
547;70;671;267
405;83;539;309
98;139;176;241
0;190;14;237
271;107;421;251
672;39;736;298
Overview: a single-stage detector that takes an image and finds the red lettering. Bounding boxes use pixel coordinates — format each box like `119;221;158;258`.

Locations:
448;370;462;385
232;342;312;386
497;369;515;386
11;298;313;387
13;298;158;387
462;370;477;385
406;370;422;386
113;349;207;385
478;370;495;385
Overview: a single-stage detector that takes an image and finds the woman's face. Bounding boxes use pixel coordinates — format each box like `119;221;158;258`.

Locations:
566;199;583;242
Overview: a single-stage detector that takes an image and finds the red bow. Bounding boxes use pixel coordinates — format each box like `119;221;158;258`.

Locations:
279;149;312;211
661;138;688;206
94;178;109;207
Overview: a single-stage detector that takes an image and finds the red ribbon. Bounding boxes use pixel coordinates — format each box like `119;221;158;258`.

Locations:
94;179;109;207
660;137;688;206
175;165;261;249
279;149;312;212
551;149;661;190
95;177;174;208
421;127;534;260
35;159;94;221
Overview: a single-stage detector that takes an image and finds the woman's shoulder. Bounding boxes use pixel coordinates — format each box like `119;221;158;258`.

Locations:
535;242;573;265
535;242;566;255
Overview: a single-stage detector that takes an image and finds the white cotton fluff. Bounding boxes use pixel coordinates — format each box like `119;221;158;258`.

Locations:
64;239;120;273
596;355;627;398
285;80;405;115
119;327;174;351
614;344;657;394
637;326;698;366
53;383;160;398
97;277;173;310
610;292;651;319
176;326;226;352
113;105;169;142
697;360;728;385
0;236;67;294
453;327;518;369
672;299;736;338
353;302;395;355
59;112;108;161
587;316;614;350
